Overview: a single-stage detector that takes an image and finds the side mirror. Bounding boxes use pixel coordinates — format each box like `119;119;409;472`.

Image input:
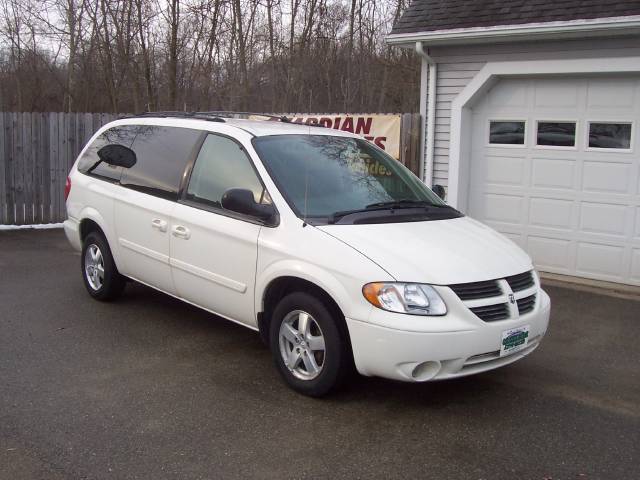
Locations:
97;144;137;168
221;188;277;223
432;184;446;201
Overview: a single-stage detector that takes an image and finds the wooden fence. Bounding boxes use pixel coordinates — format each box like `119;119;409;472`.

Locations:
0;112;422;225
0;112;119;225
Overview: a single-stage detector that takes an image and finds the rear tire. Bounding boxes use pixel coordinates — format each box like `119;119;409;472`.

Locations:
269;291;350;397
81;231;126;301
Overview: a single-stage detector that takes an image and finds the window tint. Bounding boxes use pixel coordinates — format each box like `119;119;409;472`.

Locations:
77;126;138;182
589;123;632;149
186;134;268;209
489;121;525;145
120;126;202;200
536;122;576;147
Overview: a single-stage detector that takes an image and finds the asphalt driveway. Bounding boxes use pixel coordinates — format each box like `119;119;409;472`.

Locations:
0;229;638;479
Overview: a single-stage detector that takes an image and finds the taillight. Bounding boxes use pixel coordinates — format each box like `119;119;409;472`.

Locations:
64;176;71;201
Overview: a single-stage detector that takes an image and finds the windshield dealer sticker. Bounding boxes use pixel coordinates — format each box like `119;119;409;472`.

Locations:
500;325;530;357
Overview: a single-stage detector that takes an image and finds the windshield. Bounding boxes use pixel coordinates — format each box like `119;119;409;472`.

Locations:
252;134;446;221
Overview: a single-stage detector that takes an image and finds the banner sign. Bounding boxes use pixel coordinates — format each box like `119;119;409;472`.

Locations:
288;114;402;160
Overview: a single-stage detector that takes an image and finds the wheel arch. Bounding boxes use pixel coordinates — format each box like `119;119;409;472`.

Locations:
77;207;122;271
257;274;353;356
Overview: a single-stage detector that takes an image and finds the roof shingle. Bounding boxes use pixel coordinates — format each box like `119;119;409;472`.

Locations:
390;0;640;35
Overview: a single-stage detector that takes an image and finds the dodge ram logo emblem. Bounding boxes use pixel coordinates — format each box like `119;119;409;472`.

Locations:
508;293;516;304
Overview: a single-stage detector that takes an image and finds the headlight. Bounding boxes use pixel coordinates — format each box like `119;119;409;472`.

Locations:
362;282;447;316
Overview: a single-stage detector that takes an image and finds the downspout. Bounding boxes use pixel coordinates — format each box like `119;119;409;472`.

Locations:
415;41;436;187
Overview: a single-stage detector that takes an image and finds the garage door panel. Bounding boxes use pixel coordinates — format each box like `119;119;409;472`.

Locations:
529;197;574;230
488;79;528;108
587;79;637;109
482;156;527;186
576;242;625;281
582;161;633;194
579;203;629;237
636;208;640;238
482;194;524;224
534;79;579;108
532;158;576;190
527;236;572;271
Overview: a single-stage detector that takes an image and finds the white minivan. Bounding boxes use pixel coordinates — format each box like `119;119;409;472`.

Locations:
64;112;550;396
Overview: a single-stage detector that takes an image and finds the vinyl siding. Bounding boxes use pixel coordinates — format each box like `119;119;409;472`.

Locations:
424;35;640;187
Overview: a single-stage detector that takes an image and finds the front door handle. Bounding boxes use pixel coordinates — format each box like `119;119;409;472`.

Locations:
171;225;191;240
151;218;168;232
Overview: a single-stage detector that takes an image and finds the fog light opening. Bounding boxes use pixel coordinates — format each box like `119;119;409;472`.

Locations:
411;361;441;381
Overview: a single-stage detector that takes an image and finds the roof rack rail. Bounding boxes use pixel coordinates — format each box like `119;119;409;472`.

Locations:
127;111;226;122
198;111;291;122
128;111;292;123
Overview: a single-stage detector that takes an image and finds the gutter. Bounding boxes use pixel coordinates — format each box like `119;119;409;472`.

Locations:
415;42;436;187
387;15;640;47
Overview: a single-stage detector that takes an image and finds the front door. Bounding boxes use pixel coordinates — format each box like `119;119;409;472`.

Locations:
170;133;272;326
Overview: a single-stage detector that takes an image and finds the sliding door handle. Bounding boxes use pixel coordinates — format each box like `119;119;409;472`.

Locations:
171;225;191;240
151;218;168;232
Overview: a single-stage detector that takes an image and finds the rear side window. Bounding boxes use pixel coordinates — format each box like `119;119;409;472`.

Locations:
77;126;138;182
120;126;202;200
186;134;268;208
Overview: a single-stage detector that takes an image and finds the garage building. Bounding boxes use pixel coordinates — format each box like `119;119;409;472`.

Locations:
387;0;640;286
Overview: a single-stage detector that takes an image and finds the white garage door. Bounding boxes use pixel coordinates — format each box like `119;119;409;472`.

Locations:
469;75;640;286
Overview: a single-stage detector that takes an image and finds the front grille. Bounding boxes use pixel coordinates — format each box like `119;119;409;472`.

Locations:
506;271;535;292
449;280;502;300
450;271;538;322
469;303;510;322
517;294;536;315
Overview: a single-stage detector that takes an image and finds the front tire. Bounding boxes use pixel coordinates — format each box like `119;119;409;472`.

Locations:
81;231;126;301
270;292;350;397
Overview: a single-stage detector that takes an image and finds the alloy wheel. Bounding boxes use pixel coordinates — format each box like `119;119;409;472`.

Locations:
84;244;105;291
279;310;326;380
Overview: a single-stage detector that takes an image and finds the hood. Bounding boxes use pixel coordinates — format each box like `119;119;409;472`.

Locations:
317;216;532;285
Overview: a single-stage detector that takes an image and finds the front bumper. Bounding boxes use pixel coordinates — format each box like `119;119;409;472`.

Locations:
347;289;550;382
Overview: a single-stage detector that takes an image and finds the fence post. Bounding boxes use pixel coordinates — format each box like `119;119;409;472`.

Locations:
400;113;421;177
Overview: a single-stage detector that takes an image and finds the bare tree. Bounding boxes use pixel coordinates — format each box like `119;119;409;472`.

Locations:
0;0;419;114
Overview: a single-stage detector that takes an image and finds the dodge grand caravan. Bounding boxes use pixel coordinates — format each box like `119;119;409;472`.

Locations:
64;112;551;396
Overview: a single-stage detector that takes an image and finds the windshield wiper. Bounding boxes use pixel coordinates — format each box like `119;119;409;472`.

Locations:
328;201;449;224
365;199;444;209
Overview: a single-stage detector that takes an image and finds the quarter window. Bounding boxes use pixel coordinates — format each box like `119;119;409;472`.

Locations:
489;121;525;145
186;134;269;210
77;126;139;182
536;121;576;147
120;126;202;200
588;122;632;149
